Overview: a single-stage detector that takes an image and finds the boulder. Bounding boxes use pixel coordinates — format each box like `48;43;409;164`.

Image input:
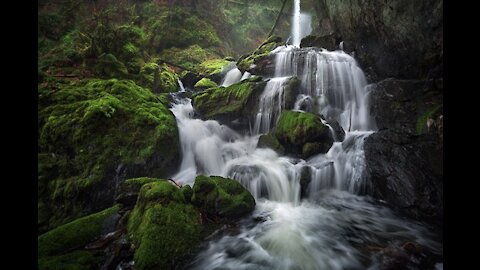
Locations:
257;134;285;155
194;77;218;90
115;177;162;208
192;76;266;130
191;175;255;219
274;110;334;158
127;181;202;270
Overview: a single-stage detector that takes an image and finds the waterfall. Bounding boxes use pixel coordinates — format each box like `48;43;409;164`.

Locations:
169;1;441;266
253;77;290;134
291;0;312;47
292;0;301;46
177;79;186;92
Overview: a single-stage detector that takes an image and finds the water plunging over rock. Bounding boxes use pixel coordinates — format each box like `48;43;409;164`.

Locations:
168;0;441;267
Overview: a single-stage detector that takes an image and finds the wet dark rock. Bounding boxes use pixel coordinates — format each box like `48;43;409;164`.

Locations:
364;130;442;225
327;119;346;142
299;166;312;198
300;34;338;51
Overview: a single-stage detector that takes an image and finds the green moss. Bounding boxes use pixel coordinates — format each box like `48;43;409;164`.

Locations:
181;185;193;203
159;45;221;71
274;110;328;146
38;205;119;257
38;250;99;270
127;181;202;269
257;134;285;155
38;79;180;231
197;59;231;77
191;175;255;219
139;62;179;93
416;105;442;135
237;36;282;71
194;78;218;89
192;76;266;119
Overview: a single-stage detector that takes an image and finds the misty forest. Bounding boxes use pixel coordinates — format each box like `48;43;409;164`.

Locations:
38;0;443;269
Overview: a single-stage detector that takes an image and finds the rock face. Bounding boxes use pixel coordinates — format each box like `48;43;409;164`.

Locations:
274;110;334;159
364;78;443;224
38;79;181;233
315;0;443;80
192;76;266;130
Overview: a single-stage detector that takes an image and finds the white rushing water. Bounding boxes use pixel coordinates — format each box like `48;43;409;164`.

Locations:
167;0;441;267
291;0;312;47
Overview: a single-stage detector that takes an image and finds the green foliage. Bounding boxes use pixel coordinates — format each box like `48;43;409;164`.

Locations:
192;76;265;119
194;78;218;89
38;79;180;231
191;175;255;219
38;205;119;257
416;105;442;135
159;45;220;71
144;6;221;52
38;250;99;270
94;53;129;78
274;110;328;146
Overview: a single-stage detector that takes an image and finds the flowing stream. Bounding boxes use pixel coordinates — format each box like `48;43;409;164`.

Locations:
168;1;442;269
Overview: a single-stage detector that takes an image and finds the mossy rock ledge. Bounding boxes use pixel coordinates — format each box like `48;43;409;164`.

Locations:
274;110;334;158
38;79;181;233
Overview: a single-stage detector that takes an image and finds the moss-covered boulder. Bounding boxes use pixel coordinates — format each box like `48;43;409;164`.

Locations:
39;205;120;257
192;76;266;130
139;62;179;93
38;79;180;232
115;177;161;208
127;181;203;270
274;110;334;158
191;175;255;219
237;35;283;73
197;58;232;83
38;205;120;270
257;134;285;155
194;77;218;90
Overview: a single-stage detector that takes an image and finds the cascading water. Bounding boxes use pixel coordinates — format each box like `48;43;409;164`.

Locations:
168;0;442;268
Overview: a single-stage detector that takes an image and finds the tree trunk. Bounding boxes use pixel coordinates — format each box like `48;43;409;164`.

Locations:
267;0;289;38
